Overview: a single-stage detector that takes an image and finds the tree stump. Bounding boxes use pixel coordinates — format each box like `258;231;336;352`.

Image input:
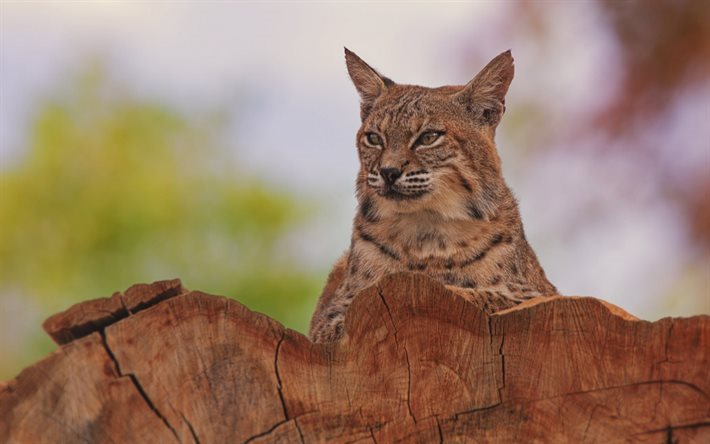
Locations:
1;273;708;443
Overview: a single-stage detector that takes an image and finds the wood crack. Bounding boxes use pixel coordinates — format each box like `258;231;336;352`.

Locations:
435;416;444;443
378;285;416;423
376;286;399;346
274;332;289;419
488;316;505;403
631;421;710;436
180;412;200;444
451;401;503;420
511;379;709;405
99;330;181;443
294;418;305;444
43;279;185;345
367;425;378;443
242;419;289;443
403;345;416;424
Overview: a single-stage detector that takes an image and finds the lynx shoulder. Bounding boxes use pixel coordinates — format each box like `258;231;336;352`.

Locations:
309;49;557;343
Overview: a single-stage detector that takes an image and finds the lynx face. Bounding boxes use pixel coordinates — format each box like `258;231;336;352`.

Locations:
358;93;453;200
346;49;514;221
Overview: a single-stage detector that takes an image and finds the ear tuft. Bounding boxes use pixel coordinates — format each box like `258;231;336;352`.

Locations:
455;50;515;127
344;49;394;120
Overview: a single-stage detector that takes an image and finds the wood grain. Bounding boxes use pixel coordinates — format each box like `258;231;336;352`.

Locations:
1;273;708;443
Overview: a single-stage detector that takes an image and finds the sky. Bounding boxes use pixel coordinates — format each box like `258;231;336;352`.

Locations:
1;1;707;323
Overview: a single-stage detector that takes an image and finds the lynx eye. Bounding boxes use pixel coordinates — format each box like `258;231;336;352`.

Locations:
416;131;443;147
365;133;383;146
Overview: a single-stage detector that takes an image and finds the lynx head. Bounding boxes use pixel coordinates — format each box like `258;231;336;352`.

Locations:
345;48;514;221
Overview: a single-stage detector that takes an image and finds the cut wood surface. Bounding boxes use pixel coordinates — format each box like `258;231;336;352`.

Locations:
1;273;708;443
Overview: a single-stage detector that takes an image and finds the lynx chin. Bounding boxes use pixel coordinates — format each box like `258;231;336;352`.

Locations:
309;48;558;343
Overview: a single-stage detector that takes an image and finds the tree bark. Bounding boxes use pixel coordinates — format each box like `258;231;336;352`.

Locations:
1;273;708;443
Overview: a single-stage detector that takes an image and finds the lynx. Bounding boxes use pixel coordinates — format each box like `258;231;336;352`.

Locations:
309;49;557;342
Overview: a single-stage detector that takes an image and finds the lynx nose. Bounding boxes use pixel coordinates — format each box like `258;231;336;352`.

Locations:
379;167;402;186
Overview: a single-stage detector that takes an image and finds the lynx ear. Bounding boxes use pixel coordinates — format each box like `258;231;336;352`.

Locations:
345;48;393;120
455;50;514;127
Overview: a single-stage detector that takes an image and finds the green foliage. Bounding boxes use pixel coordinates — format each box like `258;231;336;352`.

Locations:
0;68;322;378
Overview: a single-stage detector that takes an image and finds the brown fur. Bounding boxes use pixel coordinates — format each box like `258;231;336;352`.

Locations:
309;48;558;342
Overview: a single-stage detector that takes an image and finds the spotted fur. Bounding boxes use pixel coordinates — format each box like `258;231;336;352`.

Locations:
309;48;558;342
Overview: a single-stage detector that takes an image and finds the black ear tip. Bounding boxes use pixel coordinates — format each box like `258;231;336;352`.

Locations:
344;47;359;63
502;49;514;65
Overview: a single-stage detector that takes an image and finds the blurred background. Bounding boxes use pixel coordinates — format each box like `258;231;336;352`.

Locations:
1;1;708;380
